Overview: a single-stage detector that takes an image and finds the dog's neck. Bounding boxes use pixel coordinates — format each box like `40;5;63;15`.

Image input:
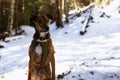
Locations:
33;31;50;43
36;38;48;43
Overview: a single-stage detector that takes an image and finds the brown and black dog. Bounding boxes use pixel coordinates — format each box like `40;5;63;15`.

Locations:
28;15;55;80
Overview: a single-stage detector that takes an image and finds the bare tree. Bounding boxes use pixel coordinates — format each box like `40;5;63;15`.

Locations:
56;0;63;28
7;0;15;36
64;0;69;23
0;0;4;33
22;0;25;13
51;3;56;21
14;0;18;35
0;0;2;28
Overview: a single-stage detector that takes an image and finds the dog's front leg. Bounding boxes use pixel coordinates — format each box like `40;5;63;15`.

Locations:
51;54;55;80
28;46;35;80
28;48;32;80
28;61;31;80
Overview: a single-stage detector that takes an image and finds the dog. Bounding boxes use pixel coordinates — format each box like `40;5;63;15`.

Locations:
28;15;55;80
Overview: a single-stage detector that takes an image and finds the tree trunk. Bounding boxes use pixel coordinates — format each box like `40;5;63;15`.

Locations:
64;0;69;23
22;0;25;13
74;0;78;11
56;0;63;28
51;0;55;3
0;0;7;33
21;0;25;25
0;0;2;28
51;3;56;21
51;0;57;22
7;0;15;36
14;0;18;35
0;0;3;33
60;0;63;14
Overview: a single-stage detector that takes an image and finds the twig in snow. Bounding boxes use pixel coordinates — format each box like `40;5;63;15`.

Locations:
57;68;73;79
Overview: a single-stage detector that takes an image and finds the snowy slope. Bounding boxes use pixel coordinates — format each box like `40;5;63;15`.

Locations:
0;0;120;80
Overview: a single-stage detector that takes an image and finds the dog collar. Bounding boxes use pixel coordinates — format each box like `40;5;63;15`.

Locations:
36;39;48;43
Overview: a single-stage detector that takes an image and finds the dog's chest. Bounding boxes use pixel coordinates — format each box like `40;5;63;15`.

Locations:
35;44;42;55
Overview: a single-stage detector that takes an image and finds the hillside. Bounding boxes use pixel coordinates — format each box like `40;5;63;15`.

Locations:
0;0;120;80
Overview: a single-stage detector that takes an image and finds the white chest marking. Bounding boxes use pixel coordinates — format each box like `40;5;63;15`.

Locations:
35;44;42;55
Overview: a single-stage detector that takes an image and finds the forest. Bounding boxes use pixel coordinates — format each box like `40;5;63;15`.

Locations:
0;0;111;37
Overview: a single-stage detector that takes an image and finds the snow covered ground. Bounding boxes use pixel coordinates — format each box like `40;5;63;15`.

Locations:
0;0;120;80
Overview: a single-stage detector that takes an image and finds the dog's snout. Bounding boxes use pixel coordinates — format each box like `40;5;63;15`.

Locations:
40;32;46;37
39;32;49;41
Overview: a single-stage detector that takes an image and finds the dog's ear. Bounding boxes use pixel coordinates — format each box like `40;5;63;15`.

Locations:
45;14;53;24
46;14;53;20
29;15;37;26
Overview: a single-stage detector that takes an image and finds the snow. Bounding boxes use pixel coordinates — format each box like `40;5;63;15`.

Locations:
0;0;120;80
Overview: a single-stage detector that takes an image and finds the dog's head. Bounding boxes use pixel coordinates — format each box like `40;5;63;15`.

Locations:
30;15;51;42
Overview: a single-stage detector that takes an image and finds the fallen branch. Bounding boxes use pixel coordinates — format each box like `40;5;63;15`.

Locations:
80;10;93;35
70;2;95;19
100;12;110;18
81;2;95;13
57;68;73;79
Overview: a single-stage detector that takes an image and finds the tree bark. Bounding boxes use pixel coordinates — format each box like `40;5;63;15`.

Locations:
56;0;63;28
0;0;7;33
0;0;4;33
22;0;25;13
7;0;15;36
64;0;69;23
0;0;2;28
14;0;18;35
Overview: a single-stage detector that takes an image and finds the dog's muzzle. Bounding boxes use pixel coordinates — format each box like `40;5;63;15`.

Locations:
37;31;50;42
40;32;49;38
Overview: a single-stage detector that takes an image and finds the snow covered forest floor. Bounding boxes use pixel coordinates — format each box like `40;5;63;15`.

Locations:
0;0;120;80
